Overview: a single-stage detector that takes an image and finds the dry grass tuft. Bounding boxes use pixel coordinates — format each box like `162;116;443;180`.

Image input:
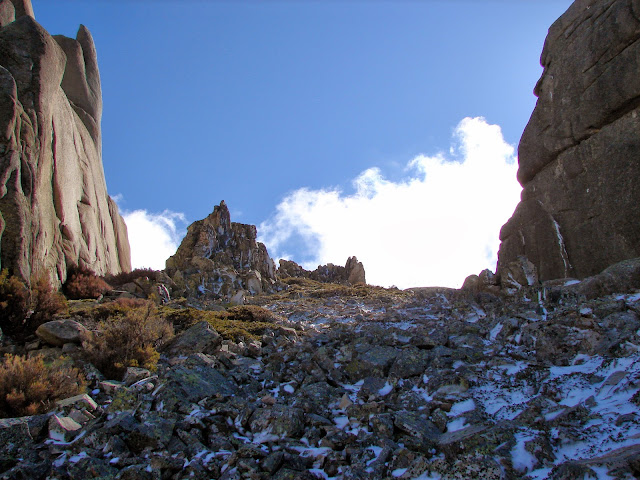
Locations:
0;354;86;418
82;301;173;380
0;270;67;338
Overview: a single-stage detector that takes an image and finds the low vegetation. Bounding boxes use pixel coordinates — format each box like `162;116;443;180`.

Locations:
0;354;86;418
103;268;160;288
0;269;67;338
82;300;173;380
63;266;112;300
160;303;283;342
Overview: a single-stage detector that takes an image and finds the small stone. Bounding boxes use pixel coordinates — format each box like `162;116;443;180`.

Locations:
68;409;94;425
616;413;636;426
100;380;125;394
122;367;151;386
48;415;82;442
56;393;98;411
339;393;353;410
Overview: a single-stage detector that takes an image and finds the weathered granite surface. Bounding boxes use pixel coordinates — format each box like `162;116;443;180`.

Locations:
498;0;640;282
0;0;130;285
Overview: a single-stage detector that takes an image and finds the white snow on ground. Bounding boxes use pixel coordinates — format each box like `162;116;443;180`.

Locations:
475;381;532;419
472;353;640;477
500;361;528;375
447;398;475;416
412;471;442;480
511;430;539;474
446;417;469;432
378;382;393;396
489;322;503;341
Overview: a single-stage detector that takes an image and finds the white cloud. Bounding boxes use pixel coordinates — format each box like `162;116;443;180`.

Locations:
259;117;522;289
122;209;188;270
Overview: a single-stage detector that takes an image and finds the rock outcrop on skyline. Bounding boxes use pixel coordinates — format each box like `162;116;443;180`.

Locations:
0;0;131;285
279;256;366;285
166;201;278;300
497;0;640;282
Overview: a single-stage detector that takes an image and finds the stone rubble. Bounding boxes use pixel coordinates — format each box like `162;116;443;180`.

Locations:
2;260;640;479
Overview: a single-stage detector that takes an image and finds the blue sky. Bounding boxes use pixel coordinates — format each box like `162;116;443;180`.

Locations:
33;0;573;288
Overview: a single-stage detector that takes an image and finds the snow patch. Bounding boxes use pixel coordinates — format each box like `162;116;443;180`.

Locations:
489;322;503;341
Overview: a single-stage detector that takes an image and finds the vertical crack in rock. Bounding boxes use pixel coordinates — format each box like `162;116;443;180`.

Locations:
0;2;130;284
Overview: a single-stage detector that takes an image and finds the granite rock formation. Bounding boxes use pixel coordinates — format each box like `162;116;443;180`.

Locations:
278;256;366;285
166;201;278;300
0;0;130;286
497;0;640;282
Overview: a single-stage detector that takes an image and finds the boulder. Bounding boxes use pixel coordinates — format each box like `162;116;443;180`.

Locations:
161;320;222;356
166;201;277;300
35;319;89;347
0;9;130;286
498;0;640;282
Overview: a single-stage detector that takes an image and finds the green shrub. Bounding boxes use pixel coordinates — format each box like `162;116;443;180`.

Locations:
82;302;173;380
0;354;86;418
63;266;112;300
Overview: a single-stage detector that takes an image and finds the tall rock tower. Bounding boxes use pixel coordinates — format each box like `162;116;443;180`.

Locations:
497;0;640;281
0;0;131;285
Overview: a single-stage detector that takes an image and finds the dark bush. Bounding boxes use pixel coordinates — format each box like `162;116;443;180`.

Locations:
103;268;159;288
83;302;173;380
63;266;112;299
0;269;29;336
27;273;68;332
0;270;67;338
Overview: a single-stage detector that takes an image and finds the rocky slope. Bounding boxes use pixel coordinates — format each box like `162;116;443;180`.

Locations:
2;260;640;479
497;0;640;282
0;0;130;286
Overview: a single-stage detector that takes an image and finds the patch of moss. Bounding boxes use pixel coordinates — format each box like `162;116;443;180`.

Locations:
156;304;280;342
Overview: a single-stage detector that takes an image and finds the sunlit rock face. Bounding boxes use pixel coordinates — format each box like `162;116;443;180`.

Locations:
497;0;640;282
166;201;278;300
0;0;131;285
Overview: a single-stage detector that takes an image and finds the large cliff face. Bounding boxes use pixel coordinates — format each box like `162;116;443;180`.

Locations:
0;0;131;285
497;0;640;282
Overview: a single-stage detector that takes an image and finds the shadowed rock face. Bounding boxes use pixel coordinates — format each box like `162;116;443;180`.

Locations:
498;0;640;282
0;0;131;285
